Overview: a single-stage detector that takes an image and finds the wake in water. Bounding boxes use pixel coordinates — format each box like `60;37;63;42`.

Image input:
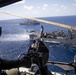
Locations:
0;34;30;41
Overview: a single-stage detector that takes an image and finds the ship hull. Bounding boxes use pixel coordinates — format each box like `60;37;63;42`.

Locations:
29;33;76;45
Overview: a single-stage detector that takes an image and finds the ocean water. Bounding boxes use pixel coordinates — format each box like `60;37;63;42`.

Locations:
0;16;76;73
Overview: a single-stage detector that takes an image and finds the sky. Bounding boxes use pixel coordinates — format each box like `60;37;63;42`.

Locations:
0;0;76;20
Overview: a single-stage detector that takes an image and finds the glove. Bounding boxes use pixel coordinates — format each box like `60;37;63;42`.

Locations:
19;53;32;68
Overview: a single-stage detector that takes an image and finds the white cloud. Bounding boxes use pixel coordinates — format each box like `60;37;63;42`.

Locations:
43;4;48;10
56;9;59;12
32;11;38;14
24;5;33;10
53;4;59;6
37;6;40;9
15;0;26;4
44;4;48;7
61;5;66;9
72;4;76;6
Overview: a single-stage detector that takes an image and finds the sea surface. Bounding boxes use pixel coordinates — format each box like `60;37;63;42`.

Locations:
0;16;76;74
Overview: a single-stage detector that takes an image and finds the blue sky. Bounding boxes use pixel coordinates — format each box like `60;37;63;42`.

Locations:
0;0;76;20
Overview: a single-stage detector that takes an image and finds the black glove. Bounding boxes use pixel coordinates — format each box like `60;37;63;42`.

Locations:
0;55;31;69
19;53;32;68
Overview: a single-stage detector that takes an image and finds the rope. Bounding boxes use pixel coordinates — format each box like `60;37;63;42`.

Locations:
0;11;76;30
